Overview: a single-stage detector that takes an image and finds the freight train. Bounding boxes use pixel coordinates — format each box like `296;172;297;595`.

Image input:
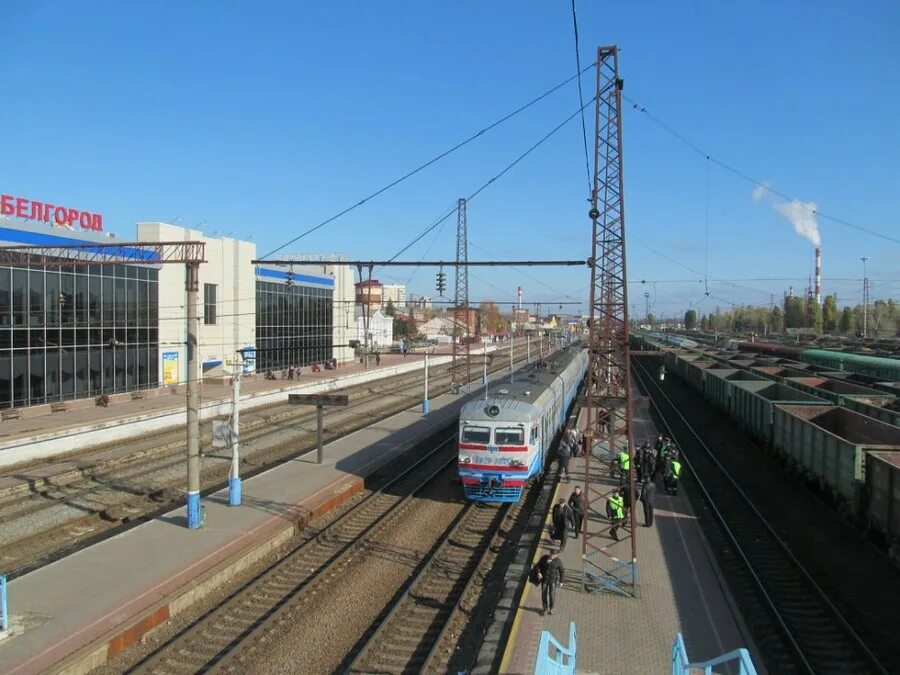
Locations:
647;331;699;350
644;344;900;558
738;341;900;382
457;344;587;502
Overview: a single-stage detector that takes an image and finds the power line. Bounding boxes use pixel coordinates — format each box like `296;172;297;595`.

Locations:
387;95;597;262
624;94;900;246
257;63;597;261
570;0;592;194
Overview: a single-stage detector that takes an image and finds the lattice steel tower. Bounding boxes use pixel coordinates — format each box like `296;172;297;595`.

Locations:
451;198;471;390
582;46;638;596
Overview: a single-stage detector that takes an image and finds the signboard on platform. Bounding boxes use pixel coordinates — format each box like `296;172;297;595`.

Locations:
162;352;179;385
288;394;349;407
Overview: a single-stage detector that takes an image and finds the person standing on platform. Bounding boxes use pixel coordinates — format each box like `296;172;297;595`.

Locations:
641;442;657;483
557;439;572;482
634;443;645;482
607;488;625;541
665;451;682;495
641;477;656;527
568;486;585;537
375;352;381;366
536;549;565;616
551;498;574;550
616;446;630;483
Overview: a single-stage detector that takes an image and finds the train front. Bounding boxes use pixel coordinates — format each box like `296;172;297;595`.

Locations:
457;398;536;503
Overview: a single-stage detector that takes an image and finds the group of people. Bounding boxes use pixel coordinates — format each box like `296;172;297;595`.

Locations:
534;428;685;615
263;358;339;381
555;427;583;483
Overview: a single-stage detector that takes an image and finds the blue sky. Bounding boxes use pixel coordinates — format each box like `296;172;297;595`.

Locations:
2;1;898;317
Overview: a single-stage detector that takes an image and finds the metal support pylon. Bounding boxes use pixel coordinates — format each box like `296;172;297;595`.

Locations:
451;198;471;392
581;45;638;596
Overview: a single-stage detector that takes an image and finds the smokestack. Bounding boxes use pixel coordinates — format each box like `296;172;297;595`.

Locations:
517;285;522;311
815;247;822;305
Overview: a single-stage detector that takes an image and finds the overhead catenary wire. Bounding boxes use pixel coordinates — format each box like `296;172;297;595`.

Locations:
257;63;597;261
387;94;598;262
624;94;900;246
570;0;592;194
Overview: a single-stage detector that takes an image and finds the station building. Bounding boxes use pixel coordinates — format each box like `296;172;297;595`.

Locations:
0;196;354;409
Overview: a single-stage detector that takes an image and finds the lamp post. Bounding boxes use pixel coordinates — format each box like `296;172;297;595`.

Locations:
229;349;244;506
422;352;430;414
861;256;870;338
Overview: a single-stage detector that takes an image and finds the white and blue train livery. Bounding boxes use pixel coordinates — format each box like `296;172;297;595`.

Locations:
458;345;588;502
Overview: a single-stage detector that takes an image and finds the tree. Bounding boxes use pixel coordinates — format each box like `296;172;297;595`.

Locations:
384;299;396;316
839;306;853;334
394;314;418;338
784;297;806;328
809;300;823;332
822;295;838;333
700;314;709;331
770;306;782;333
646;313;655;326
479;301;507;334
684;309;697;330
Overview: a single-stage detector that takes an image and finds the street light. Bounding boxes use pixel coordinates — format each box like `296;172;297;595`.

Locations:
861;257;870;338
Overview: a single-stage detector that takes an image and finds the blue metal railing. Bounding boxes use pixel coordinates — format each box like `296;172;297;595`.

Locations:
672;633;757;675
534;621;576;675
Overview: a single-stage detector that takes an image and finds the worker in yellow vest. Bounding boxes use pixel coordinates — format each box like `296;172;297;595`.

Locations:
606;488;625;541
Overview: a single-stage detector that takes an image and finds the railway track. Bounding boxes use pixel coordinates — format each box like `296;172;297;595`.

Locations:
345;500;512;674
632;357;886;675
0;346;532;578
132;433;458;674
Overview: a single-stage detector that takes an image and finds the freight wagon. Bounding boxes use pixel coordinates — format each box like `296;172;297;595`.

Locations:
866;452;900;561
738;342;900;382
772;405;900;516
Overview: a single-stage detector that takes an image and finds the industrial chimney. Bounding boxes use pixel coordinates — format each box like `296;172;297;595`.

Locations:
814;247;822;305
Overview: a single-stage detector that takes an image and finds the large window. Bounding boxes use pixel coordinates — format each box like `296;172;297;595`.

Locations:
256;280;333;372
203;283;217;325
0;263;159;408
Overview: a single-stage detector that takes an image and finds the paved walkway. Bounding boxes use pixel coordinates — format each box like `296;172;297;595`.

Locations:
501;400;763;674
0;382;481;675
0;350;440;446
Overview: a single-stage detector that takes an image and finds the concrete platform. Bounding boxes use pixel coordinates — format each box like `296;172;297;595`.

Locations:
0;381;486;675
0;342;514;470
500;399;763;674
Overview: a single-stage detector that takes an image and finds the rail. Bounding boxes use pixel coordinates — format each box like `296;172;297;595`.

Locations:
632;357;886;674
534;621;576;675
671;633;755;675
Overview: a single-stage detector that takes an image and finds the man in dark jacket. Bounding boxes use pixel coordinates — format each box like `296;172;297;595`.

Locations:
567;486;585;537
551;498;575;550
641;442;657;482
536;549;565;615
641;477;656;527
557;439;572;482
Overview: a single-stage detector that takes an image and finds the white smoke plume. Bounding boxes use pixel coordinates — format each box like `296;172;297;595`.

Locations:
774;200;821;246
751;184;821;246
751;182;770;202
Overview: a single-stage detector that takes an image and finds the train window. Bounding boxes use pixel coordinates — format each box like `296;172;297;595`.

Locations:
531;426;539;443
462;426;491;444
495;427;524;445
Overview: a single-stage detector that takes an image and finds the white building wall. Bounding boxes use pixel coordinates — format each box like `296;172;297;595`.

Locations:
137;222;256;383
330;263;354;363
356;310;394;348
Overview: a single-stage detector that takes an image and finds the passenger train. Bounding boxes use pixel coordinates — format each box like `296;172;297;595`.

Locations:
457;344;588;502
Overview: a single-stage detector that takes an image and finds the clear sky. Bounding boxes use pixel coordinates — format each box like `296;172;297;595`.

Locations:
2;1;898;318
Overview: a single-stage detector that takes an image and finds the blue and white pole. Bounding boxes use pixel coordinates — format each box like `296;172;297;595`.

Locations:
422;352;430;414
1;574;7;632
228;365;242;506
186;262;202;529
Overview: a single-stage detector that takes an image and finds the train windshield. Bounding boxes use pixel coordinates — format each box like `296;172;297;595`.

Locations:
461;426;491;444
495;427;524;445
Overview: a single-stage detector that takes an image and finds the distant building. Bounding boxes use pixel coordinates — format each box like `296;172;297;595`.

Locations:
408;294;433;310
355;308;393;349
382;284;407;308
355;279;383;309
420;316;466;338
451;308;477;335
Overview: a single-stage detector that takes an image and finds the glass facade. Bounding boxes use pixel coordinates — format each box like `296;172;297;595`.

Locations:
0;262;159;408
256;280;333;372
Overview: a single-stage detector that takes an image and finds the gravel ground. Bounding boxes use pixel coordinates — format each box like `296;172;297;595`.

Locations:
230;468;465;674
89;487;372;675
